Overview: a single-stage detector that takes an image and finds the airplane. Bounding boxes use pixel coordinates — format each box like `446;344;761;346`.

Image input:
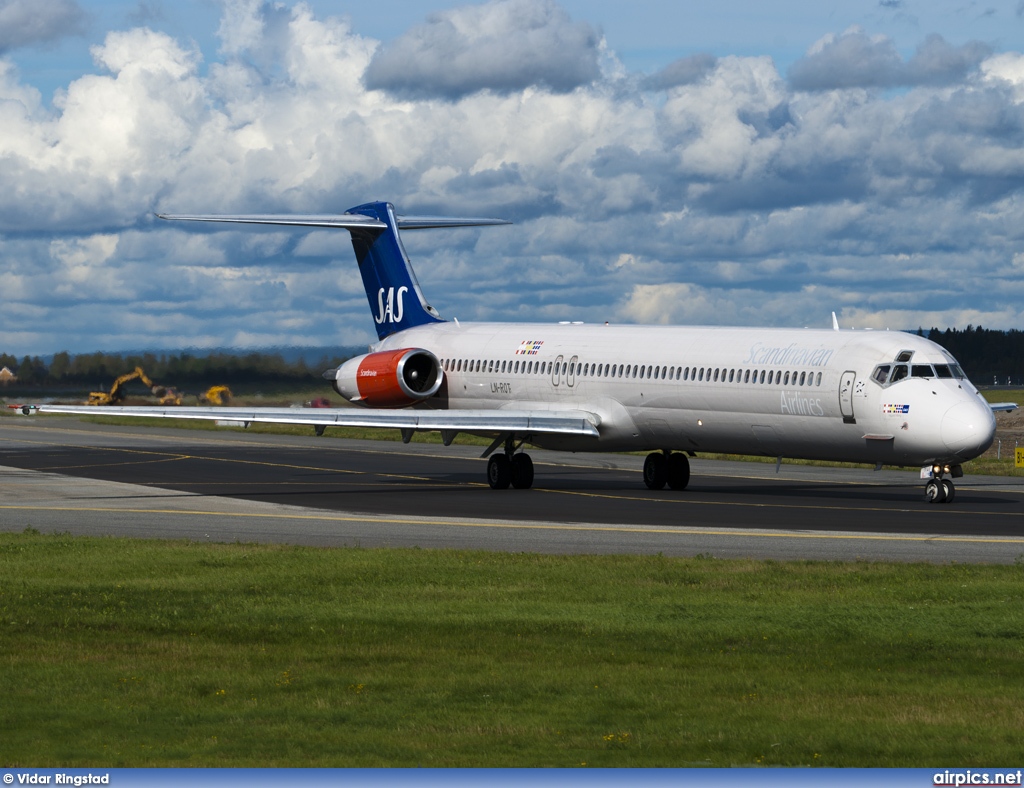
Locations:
14;201;1015;504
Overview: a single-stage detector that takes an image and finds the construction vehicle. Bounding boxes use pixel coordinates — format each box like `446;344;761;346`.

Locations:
86;367;182;406
199;385;232;406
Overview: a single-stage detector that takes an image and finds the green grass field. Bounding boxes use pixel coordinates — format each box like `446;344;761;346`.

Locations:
2;531;1023;767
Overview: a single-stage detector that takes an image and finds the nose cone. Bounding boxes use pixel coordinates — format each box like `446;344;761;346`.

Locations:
941;399;996;457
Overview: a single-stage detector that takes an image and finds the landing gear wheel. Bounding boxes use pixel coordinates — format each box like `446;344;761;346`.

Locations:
941;479;955;504
487;454;511;489
511;453;534;489
924;478;946;504
643;452;668;490
667;453;691;490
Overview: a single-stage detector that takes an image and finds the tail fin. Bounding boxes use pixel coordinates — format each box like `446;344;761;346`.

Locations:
158;202;510;341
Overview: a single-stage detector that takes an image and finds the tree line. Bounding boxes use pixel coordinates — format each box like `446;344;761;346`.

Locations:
0;350;348;387
919;326;1024;385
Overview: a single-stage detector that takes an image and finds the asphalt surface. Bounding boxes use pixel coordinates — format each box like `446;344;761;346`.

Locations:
2;415;1024;562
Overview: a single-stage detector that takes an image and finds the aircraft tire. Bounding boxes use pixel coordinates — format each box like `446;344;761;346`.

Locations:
941;479;955;504
924;478;946;504
643;452;668;490
510;453;534;489
667;453;690;490
487;454;511;489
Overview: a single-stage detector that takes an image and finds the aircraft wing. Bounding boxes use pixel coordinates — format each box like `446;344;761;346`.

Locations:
13;404;600;439
989;402;1018;412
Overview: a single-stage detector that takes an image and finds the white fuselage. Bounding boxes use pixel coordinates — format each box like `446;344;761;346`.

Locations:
373;321;996;467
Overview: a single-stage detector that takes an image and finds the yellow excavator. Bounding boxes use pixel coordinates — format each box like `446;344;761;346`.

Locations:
199;385;232;406
86;367;182;406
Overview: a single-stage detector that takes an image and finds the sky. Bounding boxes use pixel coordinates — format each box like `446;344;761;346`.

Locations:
3;0;1024;355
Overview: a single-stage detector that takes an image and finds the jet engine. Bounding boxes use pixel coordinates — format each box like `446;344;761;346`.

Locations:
328;348;443;408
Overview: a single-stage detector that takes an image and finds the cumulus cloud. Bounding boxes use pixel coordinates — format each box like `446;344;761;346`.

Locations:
641;53;717;91
0;0;87;53
788;28;991;90
363;0;601;99
2;1;1024;354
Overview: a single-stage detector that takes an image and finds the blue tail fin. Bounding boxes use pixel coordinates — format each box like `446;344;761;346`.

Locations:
346;201;510;341
345;202;444;340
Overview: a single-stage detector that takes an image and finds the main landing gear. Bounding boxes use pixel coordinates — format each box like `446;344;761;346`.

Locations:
924;464;961;504
486;436;534;489
643;451;691;491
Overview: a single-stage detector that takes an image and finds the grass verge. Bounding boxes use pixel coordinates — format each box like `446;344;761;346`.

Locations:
2;531;1023;767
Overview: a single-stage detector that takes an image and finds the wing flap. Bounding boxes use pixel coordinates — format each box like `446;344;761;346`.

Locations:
21;405;600;437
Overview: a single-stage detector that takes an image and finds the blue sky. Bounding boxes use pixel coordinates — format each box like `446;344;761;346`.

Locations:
3;0;1024;354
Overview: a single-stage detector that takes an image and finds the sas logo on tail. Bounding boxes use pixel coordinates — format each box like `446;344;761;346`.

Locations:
375;286;408;324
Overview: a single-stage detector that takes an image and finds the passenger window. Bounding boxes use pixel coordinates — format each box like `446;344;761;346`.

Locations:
816;372;822;386
744;370;750;383
912;365;934;378
727;369;734;383
684;367;690;381
698;368;704;381
799;371;806;386
784;372;790;385
890;364;909;383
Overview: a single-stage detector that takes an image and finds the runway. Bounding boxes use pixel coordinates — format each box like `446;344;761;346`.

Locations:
2;415;1024;562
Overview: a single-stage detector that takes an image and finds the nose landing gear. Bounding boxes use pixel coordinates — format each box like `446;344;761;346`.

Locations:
924;464;959;504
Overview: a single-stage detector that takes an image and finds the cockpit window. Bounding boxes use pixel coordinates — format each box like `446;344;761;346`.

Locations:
875;356;968;387
896;350;914;363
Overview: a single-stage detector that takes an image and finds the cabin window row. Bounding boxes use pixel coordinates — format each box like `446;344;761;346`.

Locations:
440;358;824;387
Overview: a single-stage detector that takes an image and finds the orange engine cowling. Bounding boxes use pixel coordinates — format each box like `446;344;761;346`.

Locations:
331;348;443;408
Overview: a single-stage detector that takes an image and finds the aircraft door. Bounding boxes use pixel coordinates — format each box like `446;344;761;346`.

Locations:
551;355;563;387
839;370;856;424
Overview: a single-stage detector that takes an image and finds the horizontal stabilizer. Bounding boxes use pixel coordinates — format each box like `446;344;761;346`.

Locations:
396;216;512;230
157;214;511;231
989;402;1018;412
156;214;387;230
